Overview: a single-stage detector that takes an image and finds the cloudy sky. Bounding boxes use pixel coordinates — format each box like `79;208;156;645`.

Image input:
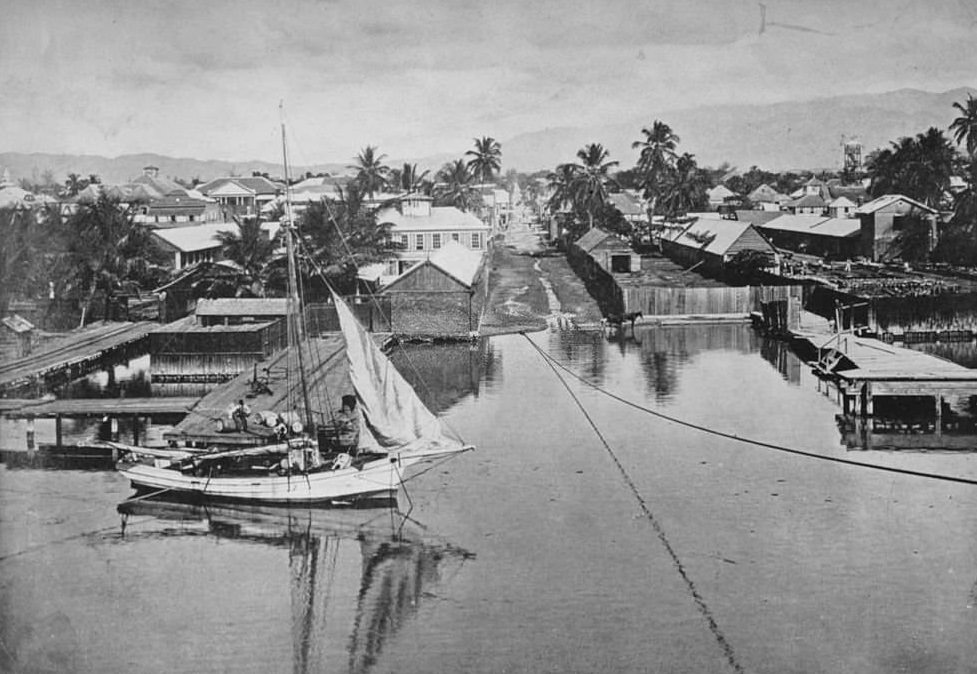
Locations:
2;0;975;165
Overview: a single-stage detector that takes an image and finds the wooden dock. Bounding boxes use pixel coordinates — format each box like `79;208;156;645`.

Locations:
809;331;977;420
0;321;155;395
165;335;353;448
3;397;200;418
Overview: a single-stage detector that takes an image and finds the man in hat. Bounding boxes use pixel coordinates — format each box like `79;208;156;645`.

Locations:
335;394;360;453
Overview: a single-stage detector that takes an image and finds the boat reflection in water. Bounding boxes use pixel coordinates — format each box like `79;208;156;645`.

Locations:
117;497;474;674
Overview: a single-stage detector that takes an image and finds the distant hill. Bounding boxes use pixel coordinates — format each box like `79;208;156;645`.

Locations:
497;86;977;173
0;152;349;186
3;87;974;184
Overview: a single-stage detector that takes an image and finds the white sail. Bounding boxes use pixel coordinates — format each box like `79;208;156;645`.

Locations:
333;292;461;454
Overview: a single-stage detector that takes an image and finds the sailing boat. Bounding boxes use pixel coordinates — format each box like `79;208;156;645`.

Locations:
116;117;473;504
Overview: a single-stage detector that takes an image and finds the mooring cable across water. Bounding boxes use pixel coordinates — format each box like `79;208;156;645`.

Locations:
527;334;745;673
522;334;977;487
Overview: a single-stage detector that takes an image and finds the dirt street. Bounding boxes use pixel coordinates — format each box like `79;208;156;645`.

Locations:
479;219;602;336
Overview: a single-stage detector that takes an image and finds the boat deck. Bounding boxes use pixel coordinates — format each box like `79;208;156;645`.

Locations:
165;335;352;447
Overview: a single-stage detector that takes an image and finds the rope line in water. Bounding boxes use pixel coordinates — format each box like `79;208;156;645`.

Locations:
531;335;744;674
522;334;977;487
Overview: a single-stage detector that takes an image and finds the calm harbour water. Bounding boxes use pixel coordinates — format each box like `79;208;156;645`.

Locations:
3;325;977;673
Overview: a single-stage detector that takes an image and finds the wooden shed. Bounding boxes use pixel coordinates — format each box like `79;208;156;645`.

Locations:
662;219;777;276
381;242;487;338
573;228;639;274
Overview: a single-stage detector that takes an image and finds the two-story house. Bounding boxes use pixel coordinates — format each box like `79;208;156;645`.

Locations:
374;195;491;284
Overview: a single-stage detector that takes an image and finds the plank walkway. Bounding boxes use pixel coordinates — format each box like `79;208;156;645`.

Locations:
813;333;977;382
0;322;156;392
3;397;200;418
166;335;352;447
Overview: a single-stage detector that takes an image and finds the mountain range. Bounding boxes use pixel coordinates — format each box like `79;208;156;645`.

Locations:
2;87;974;185
496;86;977;173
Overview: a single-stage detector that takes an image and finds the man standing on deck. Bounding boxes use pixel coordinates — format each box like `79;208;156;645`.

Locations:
233;399;251;432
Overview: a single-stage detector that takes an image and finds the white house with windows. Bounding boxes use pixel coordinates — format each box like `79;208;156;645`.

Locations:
374;195;491;285
151;221;239;270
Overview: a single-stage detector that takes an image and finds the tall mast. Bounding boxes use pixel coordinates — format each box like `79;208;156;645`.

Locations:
280;103;315;433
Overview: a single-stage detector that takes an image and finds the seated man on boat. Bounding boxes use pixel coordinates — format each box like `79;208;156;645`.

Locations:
335;394;361;453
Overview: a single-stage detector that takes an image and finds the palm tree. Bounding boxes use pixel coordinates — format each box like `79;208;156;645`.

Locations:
66;194;167;326
434;160;481;212
950;94;977;157
465;136;502;184
571;143;618;231
297;184;396;294
867;128;955;208
632;121;679;215
546;163;579;215
660;153;710;218
348;146;390;199
215;217;278;293
393;162;431;194
64;172;85;197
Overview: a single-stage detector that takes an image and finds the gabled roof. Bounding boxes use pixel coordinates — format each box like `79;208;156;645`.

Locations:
788;194;826;209
607;192;645;216
758;214;829;233
828;196;857;209
668;219;763;256
734;210;784;226
828;184;869;202
707;184;738;200
384;241;485;290
132;173;185;196
195;298;289;317
809;217;860;237
854;194;937;215
759;214;860;238
748;183;787;202
574;228;633;255
152;222;238;253
430;241;484;287
198;176;281;197
377;205;488;233
1;314;34;333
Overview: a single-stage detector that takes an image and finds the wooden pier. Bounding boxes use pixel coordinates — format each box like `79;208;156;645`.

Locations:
810;331;977;421
2;396;200;448
0;321;155;396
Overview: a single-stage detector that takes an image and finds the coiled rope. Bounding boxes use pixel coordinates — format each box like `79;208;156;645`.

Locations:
522;333;977;487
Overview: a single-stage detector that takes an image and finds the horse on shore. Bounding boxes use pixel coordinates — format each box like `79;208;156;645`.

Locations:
601;311;643;335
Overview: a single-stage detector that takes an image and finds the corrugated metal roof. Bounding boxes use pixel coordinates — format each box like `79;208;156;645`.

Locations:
735;210;784;226
152;222;238;252
377;206;489;233
669;219;761;256
429;241;485;287
809;217;860;237
195;298;289;316
760;214;830;233
854;194;937;215
1;314;34;333
607;192;645;216
788;194;826;209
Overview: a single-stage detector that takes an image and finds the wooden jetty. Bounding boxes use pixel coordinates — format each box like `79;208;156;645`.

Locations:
2;396;200;448
165;335;354;448
810;331;977;421
0;321;155;396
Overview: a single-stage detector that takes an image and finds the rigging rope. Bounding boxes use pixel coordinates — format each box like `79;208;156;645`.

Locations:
521;333;977;487
531;331;744;673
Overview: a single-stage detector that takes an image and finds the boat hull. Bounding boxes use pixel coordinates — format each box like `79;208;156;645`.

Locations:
119;455;419;504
